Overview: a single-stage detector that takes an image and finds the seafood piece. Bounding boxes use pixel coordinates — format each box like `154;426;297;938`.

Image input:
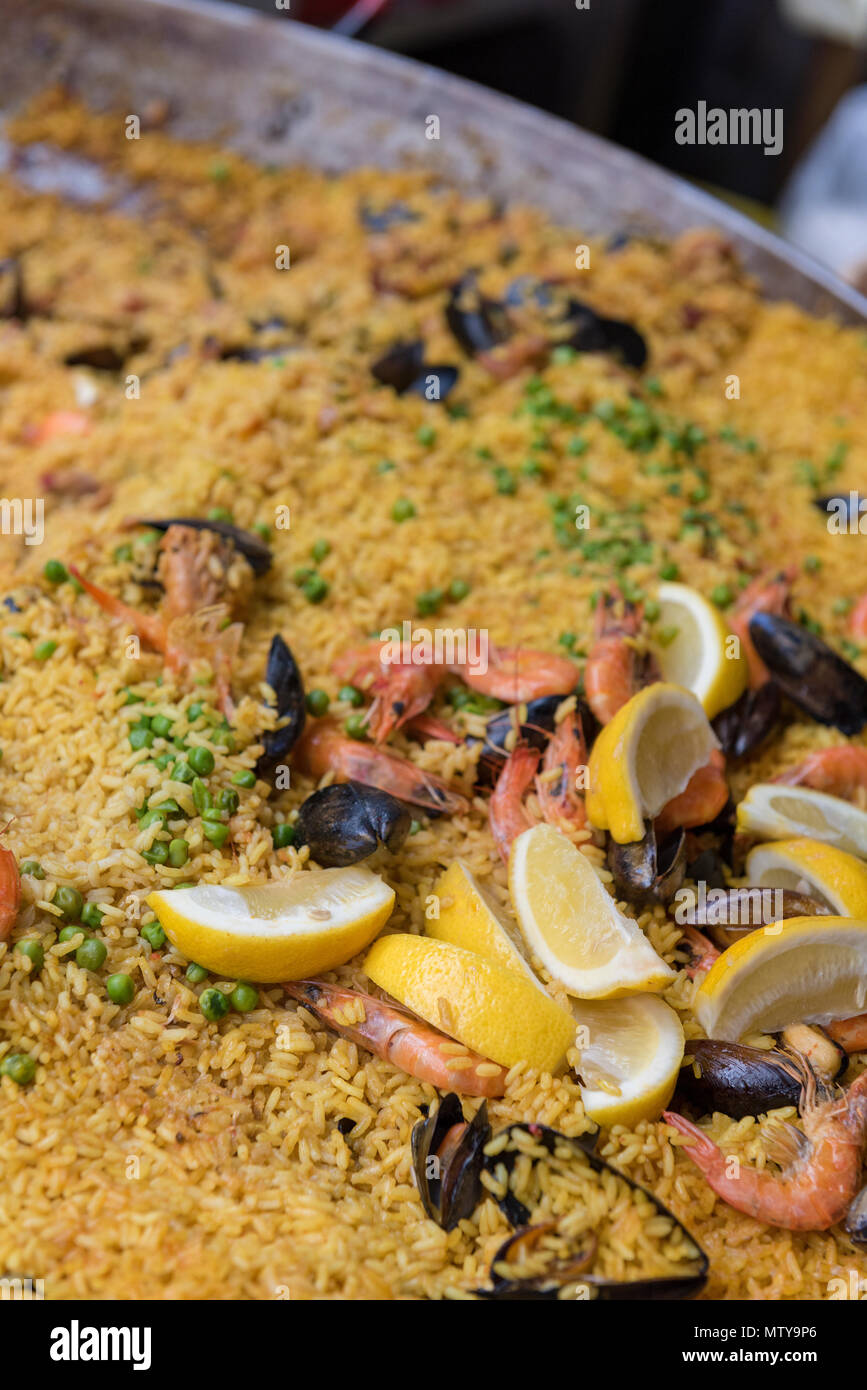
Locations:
0;844;20;941
774;745;867;800
476;1123;707;1300
488;743;539;863
65;340;147;371
665;1060;867;1230
0;257;26;320
678;885;829;953
293;717;468;817
608;823;685;908
730;568;793;689
452;647;580;704
411;1093;490;1230
256;635;306;771
25;410;91;444
560;297;647;369
138;517;272;576
712;683;781;760
678;925;720;979
473;694;572;789
293;780;411;867
851;593;867;641
284;981;507;1098
370;339;459;399
673;1040;803;1119
333;641;444;742
748;612;867;736
845;1184;867;1246
779;1024;847;1083
445;273;510;355
358;199;419;233
827;1013;867;1053
535;708;588;832
654;750;728;837
403;711;463;745
584;594;656;725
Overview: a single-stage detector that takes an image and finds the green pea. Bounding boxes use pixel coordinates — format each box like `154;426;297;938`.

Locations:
210;727;235;750
81;903;105;929
302;574;329;604
416;588;444;617
129;726;154;751
106;973;135;1005
186;962;208;984
20;860;45;879
141;922;166;950
76;936;107;971
172;882;195;891
187;701;205;722
306;689;330;717
344;713;368;741
293;566;315;586
141;841;169;865
58;925;87;945
153;752;174;771
113;543;134;563
199;987;230;1022
218;789;239;816
188;746;215;776
230;982;259;1013
558;632;577;651
710;583;733;609
43;560;68;585
207;507;233;522
171;760;195;784
643;599;661;623
253;522;271;540
391;498;416;523
53;886;83;921
311;539;331;563
1;1053;36;1085
192;778;212;815
659;562;679;581
138;810;166;830
231;769;257;788
202;819;229;847
409;820;421;835
492;467;517;495
339;685;364;708
448;579;470;601
168;838;189;867
15;939;44;972
272;823;295;849
416;424;436;447
122;688;144;705
150;714;173;739
34;640;58;661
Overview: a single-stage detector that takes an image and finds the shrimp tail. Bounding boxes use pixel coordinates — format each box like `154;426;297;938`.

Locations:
69;565;167;653
0;845;21;941
663;1110;723;1170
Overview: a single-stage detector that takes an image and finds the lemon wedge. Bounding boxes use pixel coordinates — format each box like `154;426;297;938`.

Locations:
572;994;685;1128
147;868;394;982
737;783;867;860
508;823;675;998
744;837;867;916
363;933;575;1072
586;682;720;844
694;914;867;1039
427;859;540;987
650;582;748;719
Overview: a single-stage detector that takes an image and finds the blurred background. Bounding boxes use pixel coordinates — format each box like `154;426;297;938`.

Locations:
226;0;867;286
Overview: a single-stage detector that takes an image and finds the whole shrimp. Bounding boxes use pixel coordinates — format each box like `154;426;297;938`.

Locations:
332;641;444;743
730;567;794;689
665;1061;867;1231
773;745;867;802
0;844;20;941
451;646;579;704
584;593;657;725
284;980;508;1097
488;710;587;862
293;717;468;817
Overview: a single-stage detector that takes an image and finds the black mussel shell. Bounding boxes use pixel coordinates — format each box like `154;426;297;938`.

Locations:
484;1224;598;1299
748;612;867;736
64;338;148;371
473;695;582;789
255;634;306;771
445;273;510;356
845;1184;867;1247
0;258;28;320
503;275;555;310
358;199;419;233
411;1093;489;1231
251;315;289;333
476;1124;708;1300
404;365;459;401
684;844;729;890
674;1040;802;1120
137;517;272;576
608;823;685;908
562;298;648;369
712;683;781;759
371;339;424;391
678;885;830;952
814;493;861;528
293;780;411;867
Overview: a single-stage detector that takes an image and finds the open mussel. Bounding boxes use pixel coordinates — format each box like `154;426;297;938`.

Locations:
473;695;592;789
845;1184;867;1247
256;634;306;771
608;822;685;908
475;1123;708;1300
779;1024;847;1083
748;612;867;736
370;339;459;400
675;884;830;951
137;517;272;576
411;1093;489;1231
445;273;510;355
560;297;648;369
293;780;411;866
712;683;781;759
673;1040;803;1119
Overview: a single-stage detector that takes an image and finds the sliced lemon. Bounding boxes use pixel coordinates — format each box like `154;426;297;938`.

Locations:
147;868;394;983
507;823;675;998
572;993;684;1128
363;933;575;1072
694;914;867;1039
650;582;748;719
737;783;867;860
427;859;540;987
586;682;719;844
744;837;867;916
